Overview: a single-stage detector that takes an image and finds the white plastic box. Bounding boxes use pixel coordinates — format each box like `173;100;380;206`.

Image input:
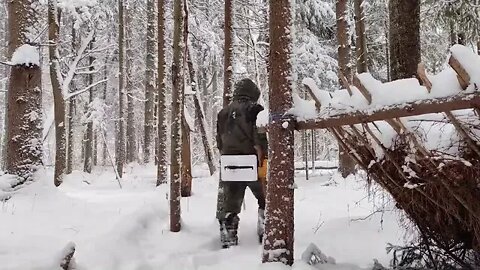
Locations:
220;155;258;182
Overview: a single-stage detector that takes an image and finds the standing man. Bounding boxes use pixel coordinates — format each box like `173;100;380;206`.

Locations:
216;78;267;248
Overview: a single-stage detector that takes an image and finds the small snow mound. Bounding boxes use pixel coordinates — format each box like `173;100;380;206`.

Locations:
450;44;480;83
289;93;317;120
301;243;336;266
11;44;40;66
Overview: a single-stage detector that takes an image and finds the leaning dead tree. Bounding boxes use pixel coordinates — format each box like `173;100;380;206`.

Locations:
5;0;42;182
263;0;295;266
300;45;480;267
186;47;216;176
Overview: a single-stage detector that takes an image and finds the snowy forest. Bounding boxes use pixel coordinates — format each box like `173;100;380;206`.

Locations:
1;0;480;269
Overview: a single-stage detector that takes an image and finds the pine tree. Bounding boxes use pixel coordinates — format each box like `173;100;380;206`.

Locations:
262;0;295;265
125;3;136;164
170;0;184;232
5;0;42;182
389;0;421;80
354;0;368;73
144;0;156;164
116;0;126;178
156;0;168;186
336;0;355;177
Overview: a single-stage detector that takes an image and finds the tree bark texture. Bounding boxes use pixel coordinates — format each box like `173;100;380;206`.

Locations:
5;0;42;181
0;6;7;169
66;24;76;174
102;55;109;166
144;0;156;164
336;0;355;178
354;0;368;73
262;0;295;265
223;0;233;107
181;119;192;197
48;0;67;186
116;0;126;178
169;0;184;232
156;0;168;186
125;7;136;164
389;0;421;81
84;39;95;173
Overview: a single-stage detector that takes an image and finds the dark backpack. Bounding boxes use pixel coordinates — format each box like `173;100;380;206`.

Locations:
217;100;264;155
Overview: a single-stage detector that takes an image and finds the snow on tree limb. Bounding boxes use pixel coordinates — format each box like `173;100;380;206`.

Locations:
61;30;95;97
64;78;108;100
10;44;40;66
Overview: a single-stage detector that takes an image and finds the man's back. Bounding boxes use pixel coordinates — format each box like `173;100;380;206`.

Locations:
216;99;263;155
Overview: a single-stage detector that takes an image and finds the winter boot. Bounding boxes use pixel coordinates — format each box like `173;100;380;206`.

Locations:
257;208;265;243
220;213;239;248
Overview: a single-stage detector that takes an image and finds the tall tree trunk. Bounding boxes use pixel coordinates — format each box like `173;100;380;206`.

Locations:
84;39;95;173
116;0;126;178
102;55;109;166
125;6;136;164
144;0;156;164
211;66;218;136
186;48;216;175
262;0;295;265
389;0;420;81
48;0;67;186
5;0;42;181
336;0;355;177
170;0;184;232
354;0;368;73
216;0;234;221
93;133;97;166
156;0;168;186
66;24;76;174
181;118;192;197
0;4;7;169
223;0;233;107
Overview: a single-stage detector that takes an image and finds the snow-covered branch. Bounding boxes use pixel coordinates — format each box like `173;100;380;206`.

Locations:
0;60;14;66
64;78;108;100
61;30;95;97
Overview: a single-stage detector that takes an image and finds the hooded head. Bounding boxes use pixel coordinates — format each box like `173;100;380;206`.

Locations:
232;78;260;102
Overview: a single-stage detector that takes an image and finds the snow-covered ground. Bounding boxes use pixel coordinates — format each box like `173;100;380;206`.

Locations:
0;165;405;270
